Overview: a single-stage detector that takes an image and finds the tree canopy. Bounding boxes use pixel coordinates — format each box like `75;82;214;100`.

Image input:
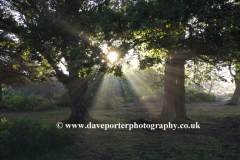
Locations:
0;31;41;107
0;0;127;123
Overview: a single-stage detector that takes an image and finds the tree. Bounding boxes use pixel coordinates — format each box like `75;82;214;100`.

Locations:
100;0;240;122
0;0;128;123
226;63;240;105
0;32;40;107
185;60;224;95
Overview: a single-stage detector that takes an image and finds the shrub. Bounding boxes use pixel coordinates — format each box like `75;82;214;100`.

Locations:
4;94;28;111
52;93;71;107
0;118;74;159
3;93;58;111
185;88;217;102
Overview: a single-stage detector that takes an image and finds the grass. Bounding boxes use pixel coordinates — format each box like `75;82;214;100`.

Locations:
0;101;240;159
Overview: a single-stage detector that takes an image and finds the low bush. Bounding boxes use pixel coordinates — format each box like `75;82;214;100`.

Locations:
0;118;74;159
52;94;71;107
185;88;217;102
2;93;57;111
2;87;72;111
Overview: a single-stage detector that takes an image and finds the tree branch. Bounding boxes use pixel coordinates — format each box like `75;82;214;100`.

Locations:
229;64;236;78
186;24;193;39
11;0;31;9
50;63;68;81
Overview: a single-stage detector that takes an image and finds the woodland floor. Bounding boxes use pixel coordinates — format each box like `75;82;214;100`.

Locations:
1;101;240;160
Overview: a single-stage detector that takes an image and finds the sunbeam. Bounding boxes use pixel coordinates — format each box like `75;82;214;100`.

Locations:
123;69;164;119
92;74;123;110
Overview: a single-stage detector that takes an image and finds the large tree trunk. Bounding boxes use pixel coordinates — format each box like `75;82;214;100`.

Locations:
175;60;187;119
157;58;189;123
159;60;177;123
51;63;96;124
226;78;240;105
64;77;90;123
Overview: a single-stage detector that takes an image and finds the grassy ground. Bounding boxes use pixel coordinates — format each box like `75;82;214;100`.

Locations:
1;101;240;160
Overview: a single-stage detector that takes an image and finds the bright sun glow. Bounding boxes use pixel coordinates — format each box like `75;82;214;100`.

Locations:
131;58;139;68
108;52;117;63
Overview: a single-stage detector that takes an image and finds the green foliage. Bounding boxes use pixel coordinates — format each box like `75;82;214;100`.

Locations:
185;60;223;85
2;92;57;111
52;94;71;107
185;88;217;103
0;118;74;159
1;86;71;111
0;32;41;87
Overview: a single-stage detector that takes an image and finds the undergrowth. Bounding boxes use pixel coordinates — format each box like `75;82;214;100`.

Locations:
0;117;74;159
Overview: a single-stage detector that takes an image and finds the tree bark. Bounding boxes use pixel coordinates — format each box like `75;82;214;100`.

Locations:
175;60;187;119
226;78;240;105
64;77;90;123
157;57;189;123
56;71;96;124
227;66;240;105
159;60;177;123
